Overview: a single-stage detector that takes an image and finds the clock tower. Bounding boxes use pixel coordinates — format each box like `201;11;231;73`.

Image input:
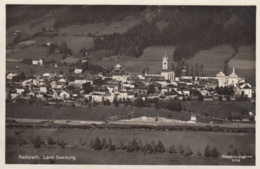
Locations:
162;50;168;70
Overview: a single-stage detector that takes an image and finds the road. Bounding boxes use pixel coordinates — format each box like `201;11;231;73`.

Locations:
6;117;255;128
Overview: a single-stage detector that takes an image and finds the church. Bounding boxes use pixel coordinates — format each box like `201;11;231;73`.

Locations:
144;51;175;81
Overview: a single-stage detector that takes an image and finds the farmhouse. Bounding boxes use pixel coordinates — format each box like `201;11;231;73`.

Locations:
236;82;252;98
32;59;43;65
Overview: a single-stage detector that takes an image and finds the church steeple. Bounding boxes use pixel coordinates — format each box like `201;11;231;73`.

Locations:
162;50;168;70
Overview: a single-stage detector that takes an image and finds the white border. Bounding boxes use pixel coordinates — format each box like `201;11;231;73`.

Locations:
1;1;259;169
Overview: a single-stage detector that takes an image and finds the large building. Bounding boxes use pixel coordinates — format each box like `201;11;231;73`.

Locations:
145;51;175;81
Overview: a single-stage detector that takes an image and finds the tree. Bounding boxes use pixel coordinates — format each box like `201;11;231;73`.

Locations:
171;62;175;71
146;66;149;72
168;144;177;154
186;63;190;76
60;71;63;75
190;65;194;76
155;140;165;153
147;84;156;95
204;144;211;157
142;68;146;75
184;145;193;156
34;135;41;148
47;137;55;145
101;138;107;148
48;43;56;55
198;95;204;101
223;63;228;75
60;42;68;55
106;99;111;106
211;146;220;158
200;63;204;73
93;137;102;150
218;96;223;101
249;115;255;121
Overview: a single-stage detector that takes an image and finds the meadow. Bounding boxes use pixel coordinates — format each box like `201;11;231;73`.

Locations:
6;128;255;165
187;45;235;76
6;18;56;46
229;46;255;70
58;23;106;35
6;46;63;61
92;46;177;74
6;63;69;76
40;35;94;52
96;18;142;36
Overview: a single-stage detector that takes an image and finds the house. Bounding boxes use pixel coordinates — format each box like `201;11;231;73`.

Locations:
92;93;103;102
200;89;209;96
103;93;114;102
190;115;196;121
236;82;252;98
127;91;135;100
40;87;47;94
74;69;83;74
7;73;18;80
112;74;130;82
116;91;128;99
16;88;25;94
59;91;70;99
32;59;43;65
204;96;214;101
164;92;177;99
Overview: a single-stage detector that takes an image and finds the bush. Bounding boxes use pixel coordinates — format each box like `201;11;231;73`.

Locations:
127;138;139;153
120;140;126;150
19;138;28;146
47;137;55;145
109;145;116;151
101;138;107;148
34;136;41;148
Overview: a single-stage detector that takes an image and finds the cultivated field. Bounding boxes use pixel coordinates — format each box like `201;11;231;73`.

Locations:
187;45;235;76
6;128;255;165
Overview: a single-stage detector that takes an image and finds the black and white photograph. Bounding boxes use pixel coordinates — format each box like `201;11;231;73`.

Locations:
4;2;257;166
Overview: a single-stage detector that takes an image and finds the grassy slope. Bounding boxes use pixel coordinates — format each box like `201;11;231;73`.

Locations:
6;18;56;46
6;128;255;165
96;19;142;36
229;46;255;69
187;45;235;76
58;23;106;35
40;36;94;52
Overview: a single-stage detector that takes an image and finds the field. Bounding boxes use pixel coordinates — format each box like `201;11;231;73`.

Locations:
6;46;64;61
187;45;235;76
96;18;142;36
61;57;80;64
6;101;255;123
6;18;56;46
40;35;94;52
229;46;255;69
6;128;255;165
183;101;255;119
6;63;69;76
58;23;106;35
92;46;177;74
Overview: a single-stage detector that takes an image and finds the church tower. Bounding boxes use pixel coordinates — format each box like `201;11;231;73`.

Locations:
162;50;168;70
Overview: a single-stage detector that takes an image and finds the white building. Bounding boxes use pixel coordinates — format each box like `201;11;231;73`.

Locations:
32;59;43;65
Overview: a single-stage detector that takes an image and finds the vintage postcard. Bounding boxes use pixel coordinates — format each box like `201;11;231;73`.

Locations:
2;0;259;168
